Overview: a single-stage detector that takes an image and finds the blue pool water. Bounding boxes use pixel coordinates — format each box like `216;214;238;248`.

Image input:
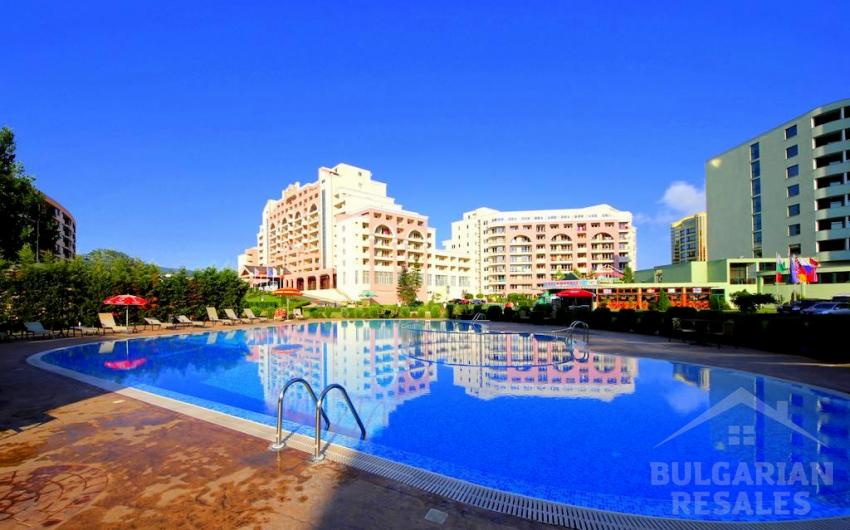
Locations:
38;320;850;522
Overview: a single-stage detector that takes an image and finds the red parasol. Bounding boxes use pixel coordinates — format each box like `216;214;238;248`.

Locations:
555;289;595;298
272;287;303;315
104;358;147;370
103;294;148;328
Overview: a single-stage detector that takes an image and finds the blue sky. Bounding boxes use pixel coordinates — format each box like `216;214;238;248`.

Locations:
3;1;848;269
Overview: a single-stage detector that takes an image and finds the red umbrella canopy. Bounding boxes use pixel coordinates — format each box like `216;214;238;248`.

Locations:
272;287;302;297
555;289;594;298
103;294;148;306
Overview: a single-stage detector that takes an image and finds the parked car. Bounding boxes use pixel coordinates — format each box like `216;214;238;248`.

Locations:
778;299;826;314
471;298;487;305
449;298;471;305
801;302;850;315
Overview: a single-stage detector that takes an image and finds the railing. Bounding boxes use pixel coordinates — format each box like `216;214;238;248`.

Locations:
549;320;590;345
311;384;366;463
269;378;330;451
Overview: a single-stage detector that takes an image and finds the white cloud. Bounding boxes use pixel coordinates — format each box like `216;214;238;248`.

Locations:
635;180;705;226
660;181;705;215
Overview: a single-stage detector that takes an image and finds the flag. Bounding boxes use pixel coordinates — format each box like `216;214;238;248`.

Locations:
805;257;819;283
775;253;786;283
794;256;808;284
790;255;799;284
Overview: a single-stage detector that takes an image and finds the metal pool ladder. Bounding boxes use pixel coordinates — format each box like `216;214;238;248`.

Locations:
269;378;331;451
310;384;367;463
550;320;590;344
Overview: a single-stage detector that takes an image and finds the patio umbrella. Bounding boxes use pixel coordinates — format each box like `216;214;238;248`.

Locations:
272;287;303;314
103;294;148;328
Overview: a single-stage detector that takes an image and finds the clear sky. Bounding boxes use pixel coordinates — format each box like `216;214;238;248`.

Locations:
3;1;848;270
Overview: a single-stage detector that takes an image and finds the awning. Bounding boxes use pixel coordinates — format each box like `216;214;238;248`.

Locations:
301;289;352;305
555;289;595;298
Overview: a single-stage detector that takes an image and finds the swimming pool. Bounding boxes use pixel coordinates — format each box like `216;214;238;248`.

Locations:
32;320;850;527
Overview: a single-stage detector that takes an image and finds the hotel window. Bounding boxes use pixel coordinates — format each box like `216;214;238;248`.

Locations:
751;178;761;196
750;142;760;160
785;124;797;139
375;271;393;285
785;145;798;159
788;204;800;217
752;196;761;211
750;160;761;177
787;184;800;197
789;224;801;236
786;164;799;178
789;244;801;255
753;214;762;231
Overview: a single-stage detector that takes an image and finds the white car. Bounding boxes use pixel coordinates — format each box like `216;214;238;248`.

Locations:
802;302;850;315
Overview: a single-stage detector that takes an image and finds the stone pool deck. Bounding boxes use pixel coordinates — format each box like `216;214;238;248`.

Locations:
2;321;849;529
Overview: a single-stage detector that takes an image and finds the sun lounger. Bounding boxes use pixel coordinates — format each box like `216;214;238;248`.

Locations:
71;325;100;336
24;321;57;339
243;308;268;322
177;315;205;327
98;313;129;334
292;308;305;320
144;317;175;329
224;308;249;323
206;307;234;326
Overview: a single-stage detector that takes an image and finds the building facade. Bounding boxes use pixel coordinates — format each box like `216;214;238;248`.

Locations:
670;212;707;264
239;163;472;304
444;205;636;295
44;195;76;258
706;99;850;273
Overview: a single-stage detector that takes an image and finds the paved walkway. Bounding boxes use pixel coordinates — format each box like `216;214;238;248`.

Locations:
2;321;849;529
0;325;542;530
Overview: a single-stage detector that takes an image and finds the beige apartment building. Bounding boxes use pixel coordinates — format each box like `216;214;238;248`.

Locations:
239;164;472;304
444;205;636;295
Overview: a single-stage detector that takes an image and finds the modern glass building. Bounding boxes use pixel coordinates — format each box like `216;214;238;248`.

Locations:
670;212;706;264
705;99;850;276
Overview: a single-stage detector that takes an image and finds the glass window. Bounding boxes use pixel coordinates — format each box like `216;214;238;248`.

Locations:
788;184;800;197
750;143;760;160
789;244;801;255
753;213;762;231
752;196;762;212
750;160;761;178
786;145;798;159
789;224;801;236
751;178;761;196
786;164;799;178
788;204;800;217
753;232;762;244
785;125;797;139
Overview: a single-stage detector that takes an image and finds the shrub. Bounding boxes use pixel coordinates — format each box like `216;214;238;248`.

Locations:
730;291;776;313
485;304;503;321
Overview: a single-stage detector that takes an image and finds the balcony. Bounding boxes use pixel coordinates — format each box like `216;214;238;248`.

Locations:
814;161;850;179
817;249;850;262
811;117;848;138
815;183;850;200
816;205;850;220
816;227;850;241
813;140;849;159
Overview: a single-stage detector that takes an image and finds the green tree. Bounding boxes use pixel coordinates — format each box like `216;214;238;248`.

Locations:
396;264;422;305
657;290;671;311
730;291;775;313
0;127;59;261
622;266;635;283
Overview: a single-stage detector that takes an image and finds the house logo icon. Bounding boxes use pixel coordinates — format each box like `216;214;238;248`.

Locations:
656;387;824;448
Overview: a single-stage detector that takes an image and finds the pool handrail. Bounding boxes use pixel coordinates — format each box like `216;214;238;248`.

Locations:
269;377;330;451
311;383;366;462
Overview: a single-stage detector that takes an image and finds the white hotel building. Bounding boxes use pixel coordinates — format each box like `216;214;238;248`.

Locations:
444;206;636;295
240;163;636;302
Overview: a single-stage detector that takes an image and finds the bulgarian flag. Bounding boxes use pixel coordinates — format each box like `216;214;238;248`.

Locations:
775;253;786;282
